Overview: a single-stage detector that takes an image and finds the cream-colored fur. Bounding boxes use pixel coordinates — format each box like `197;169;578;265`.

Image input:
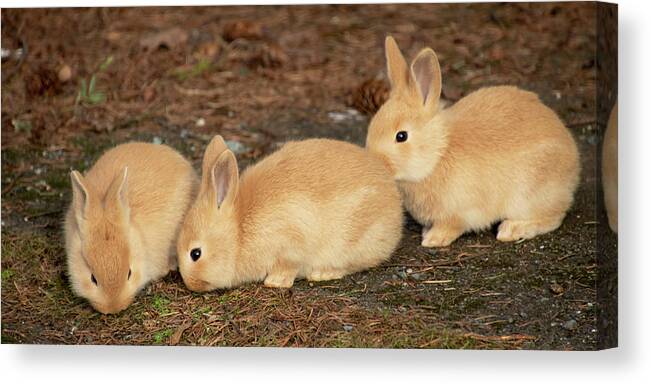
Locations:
64;142;198;314
602;101;618;233
366;36;580;247
176;135;403;291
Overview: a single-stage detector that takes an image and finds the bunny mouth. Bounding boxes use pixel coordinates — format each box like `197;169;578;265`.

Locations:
183;275;213;292
90;299;131;315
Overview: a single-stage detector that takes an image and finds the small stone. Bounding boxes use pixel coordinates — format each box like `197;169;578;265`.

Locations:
410;273;424;280
406;268;413;274
396;271;407;279
343;324;353;332
196;118;206;127
58;64;72;82
549;282;565;295
328;111;348;123
180;129;189;138
152;136;163;145
562;319;578;331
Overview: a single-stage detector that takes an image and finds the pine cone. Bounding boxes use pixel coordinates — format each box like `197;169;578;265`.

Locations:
348;78;390;116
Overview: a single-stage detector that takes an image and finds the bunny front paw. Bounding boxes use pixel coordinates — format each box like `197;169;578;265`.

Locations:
421;224;463;247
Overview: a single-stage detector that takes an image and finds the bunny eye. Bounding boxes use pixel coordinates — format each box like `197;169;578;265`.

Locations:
128;269;132;280
91;274;98;286
190;248;202;262
396;131;408;143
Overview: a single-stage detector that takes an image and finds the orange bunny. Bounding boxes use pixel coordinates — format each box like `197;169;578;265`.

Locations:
366;36;580;247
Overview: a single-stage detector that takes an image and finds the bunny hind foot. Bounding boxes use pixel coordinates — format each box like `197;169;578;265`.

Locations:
496;216;564;242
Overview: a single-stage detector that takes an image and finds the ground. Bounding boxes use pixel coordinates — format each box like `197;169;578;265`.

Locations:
1;3;613;349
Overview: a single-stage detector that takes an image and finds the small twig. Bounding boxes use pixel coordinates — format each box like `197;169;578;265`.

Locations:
557;254;575;262
381;253;484;269
463;332;536;342
23;208;64;221
204;100;233;109
174;84;221;97
483;320;509;326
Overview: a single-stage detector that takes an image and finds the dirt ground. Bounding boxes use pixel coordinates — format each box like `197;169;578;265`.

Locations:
1;3;613;349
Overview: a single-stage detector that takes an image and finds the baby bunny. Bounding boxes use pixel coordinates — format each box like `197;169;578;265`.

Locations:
64;142;198;314
366;36;580;247
176;135;403;291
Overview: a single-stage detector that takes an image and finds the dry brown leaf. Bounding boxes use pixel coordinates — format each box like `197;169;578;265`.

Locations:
143;85;156;103
223;20;264;42
170;322;192;346
488;45;505;61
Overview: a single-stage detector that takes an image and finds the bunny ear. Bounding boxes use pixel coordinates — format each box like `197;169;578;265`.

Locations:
210;150;239;209
201;135;229;191
106;166;130;216
410;48;442;115
385;36;410;92
70;170;91;224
